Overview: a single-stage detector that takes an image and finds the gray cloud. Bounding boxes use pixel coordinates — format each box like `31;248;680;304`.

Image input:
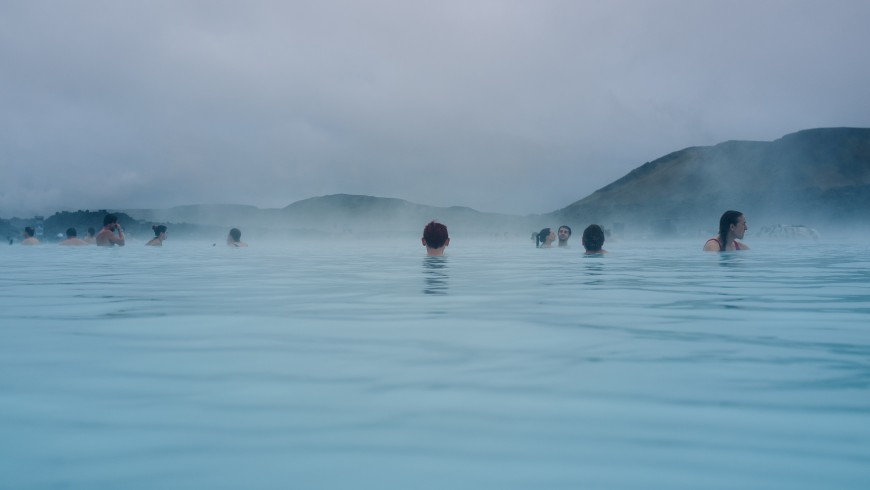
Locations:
2;0;870;217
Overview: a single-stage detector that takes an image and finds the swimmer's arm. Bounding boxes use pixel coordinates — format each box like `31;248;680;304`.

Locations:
111;227;125;246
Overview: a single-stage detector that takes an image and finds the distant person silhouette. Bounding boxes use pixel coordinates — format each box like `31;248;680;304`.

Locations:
21;227;39;245
704;211;750;251
557;225;572;247
422;221;449;256
146;225;168;246
83;227;97;244
96;214;125;247
534;228;555;248
581;224;608;254
227;228;248;247
59;228;88;246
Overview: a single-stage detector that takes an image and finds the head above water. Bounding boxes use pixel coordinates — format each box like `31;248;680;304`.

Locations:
229;228;242;242
535;228;554;248
152;225;167;237
66;228;77;238
558;225;572;244
23;226;35;238
718;210;746;248
103;214;118;227
582;224;605;252
422;221;449;250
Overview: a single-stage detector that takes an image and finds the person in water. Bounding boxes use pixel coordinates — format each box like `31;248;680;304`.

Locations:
83;227;97;244
582;224;608;254
21;227;40;245
96;214;125;247
534;228;555;248
422;221;449;256
59;228;88;246
146;225;168;246
227;228;248;247
704;210;750;251
557;225;572;247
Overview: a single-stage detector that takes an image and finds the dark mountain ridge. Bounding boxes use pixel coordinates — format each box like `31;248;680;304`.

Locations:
551;127;870;234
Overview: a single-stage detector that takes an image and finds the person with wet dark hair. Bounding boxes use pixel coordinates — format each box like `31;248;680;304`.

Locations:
422;221;449;256
227;228;248;247
96;214;125;247
557;225;572;247
84;227;97;245
21;226;40;245
704;210;750;251
146;225;168;247
534;228;555;248
582;224;608;254
59;228;88;246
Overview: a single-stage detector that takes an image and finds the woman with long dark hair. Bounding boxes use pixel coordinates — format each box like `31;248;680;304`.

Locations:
533;228;555;248
704;211;750;251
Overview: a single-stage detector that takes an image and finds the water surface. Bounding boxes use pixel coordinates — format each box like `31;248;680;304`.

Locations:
1;238;869;489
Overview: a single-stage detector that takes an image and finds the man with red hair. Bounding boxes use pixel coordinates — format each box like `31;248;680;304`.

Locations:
422;221;449;256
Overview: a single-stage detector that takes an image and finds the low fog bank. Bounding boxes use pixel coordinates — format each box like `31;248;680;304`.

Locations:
4;206;866;248
544;197;870;242
0;200;538;246
120;195;545;240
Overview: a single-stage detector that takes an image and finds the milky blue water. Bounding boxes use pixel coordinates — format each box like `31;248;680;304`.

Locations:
1;238;869;489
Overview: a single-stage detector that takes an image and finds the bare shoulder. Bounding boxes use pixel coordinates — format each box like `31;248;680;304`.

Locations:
703;238;720;252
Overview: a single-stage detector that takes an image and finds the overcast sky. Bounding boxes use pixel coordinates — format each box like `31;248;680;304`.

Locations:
2;0;869;217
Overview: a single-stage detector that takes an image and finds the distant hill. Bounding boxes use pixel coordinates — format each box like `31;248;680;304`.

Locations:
122;194;531;238
551;128;870;234
278;194;528;236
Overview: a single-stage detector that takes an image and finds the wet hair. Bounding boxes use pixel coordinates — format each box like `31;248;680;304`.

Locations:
717;210;743;251
66;228;77;238
558;225;572;237
103;214;118;226
229;228;242;242
152;225;167;237
535;228;551;248
582;224;605;252
87;227;96;237
423;221;449;249
24;226;35;237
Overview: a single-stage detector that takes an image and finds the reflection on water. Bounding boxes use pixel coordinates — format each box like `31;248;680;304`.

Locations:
422;256;449;295
717;251;747;269
581;254;606;285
